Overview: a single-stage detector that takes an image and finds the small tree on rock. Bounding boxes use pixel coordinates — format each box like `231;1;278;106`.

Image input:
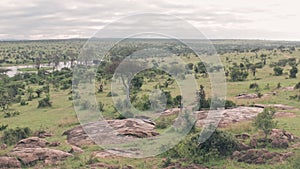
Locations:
253;107;277;139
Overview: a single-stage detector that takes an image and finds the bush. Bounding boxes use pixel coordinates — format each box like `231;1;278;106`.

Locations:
273;67;283;76
0;124;8;131
2;127;32;145
20;99;28;106
295;82;300;89
106;92;118;97
162;130;238;163
249;83;259;89
37;95;52;108
3;111;20;118
289;66;298;78
253;107;277;139
98;101;105;112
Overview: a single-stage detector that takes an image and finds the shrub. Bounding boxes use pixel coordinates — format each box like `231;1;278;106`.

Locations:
162;130;238;163
37;95;52;108
3;111;20;118
0;124;8;131
2;127;32;145
295;82;300;89
98;101;105;112
289;66;298;78
20;99;28;106
273;67;283;76
249;83;259;89
253;107;277;139
106;91;118;97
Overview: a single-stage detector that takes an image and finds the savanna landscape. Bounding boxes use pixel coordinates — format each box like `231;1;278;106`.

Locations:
1;39;300;169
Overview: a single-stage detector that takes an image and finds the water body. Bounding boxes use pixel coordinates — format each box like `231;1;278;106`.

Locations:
3;61;74;77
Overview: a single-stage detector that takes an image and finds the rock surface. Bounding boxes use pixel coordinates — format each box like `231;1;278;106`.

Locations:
196;107;263;128
90;163;133;169
254;104;295;110
69;145;84;154
232;149;293;164
0;157;21;168
63;118;159;147
235;93;259;99
270;129;297;148
33;130;53;138
15;137;49;148
8;147;72;166
161;160;208;169
0;144;7;150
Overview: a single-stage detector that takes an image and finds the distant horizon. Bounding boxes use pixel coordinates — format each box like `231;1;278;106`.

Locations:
1;37;300;42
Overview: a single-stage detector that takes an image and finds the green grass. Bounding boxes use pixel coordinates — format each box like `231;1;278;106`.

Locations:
1;45;300;168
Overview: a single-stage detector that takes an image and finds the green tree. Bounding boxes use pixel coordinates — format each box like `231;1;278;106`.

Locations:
230;67;248;81
289;66;298;78
253;107;277;139
273;66;283;76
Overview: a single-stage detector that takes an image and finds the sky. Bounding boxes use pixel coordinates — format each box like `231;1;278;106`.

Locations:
1;0;300;40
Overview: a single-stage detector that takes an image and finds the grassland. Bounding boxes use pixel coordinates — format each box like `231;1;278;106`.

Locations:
1;39;300;168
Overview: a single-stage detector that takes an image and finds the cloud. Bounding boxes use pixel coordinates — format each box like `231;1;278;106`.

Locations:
0;0;300;40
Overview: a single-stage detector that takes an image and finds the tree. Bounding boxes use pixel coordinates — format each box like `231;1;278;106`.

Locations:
114;61;145;102
230;67;248;81
197;85;209;110
130;75;144;90
289;66;298;78
253;107;277;139
273;66;283;76
260;54;267;65
35;88;43;98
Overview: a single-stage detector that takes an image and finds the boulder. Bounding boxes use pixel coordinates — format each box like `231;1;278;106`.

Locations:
237;142;251;151
49;141;60;147
254;104;295;110
232;149;293;164
8;148;72;166
161;108;181;116
196;107;263;128
69;146;84;154
235;133;251;140
15;137;49;148
0;144;7;150
236;93;258;99
270;129;297;148
0;156;21;168
250;138;258;148
33;130;53;138
90;163;133;169
107;118;159;138
63;118;159;147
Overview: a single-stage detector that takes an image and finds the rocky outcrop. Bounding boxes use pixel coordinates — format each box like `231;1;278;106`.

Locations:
236;93;259;99
196;107;263;128
232;149;293;164
107;118;159;138
69;146;84;154
235;133;251;140
161;108;181;116
270;129;297;148
0;137;71;168
63;118;159;147
90;163;133;169
254;104;295;110
8;148;72;166
0;144;7;150
15;137;49;148
0;157;21;168
161;160;208;169
33;130;53;138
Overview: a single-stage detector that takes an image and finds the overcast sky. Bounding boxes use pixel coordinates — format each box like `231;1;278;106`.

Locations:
1;0;300;40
